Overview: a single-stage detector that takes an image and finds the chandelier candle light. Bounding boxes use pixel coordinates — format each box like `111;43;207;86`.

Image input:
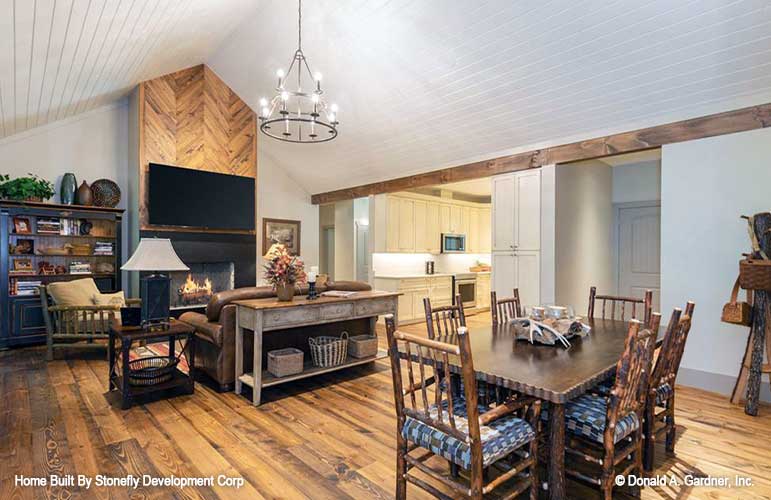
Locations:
259;0;339;143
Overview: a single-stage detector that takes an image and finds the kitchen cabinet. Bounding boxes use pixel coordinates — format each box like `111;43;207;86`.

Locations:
476;273;491;309
373;275;453;323
492;170;540;252
372;193;491;254
492;251;540;309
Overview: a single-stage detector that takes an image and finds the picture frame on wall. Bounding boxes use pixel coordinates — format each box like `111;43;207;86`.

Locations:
262;218;301;256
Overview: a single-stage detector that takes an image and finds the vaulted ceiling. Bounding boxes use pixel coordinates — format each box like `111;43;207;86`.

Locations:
0;0;256;138
2;1;771;195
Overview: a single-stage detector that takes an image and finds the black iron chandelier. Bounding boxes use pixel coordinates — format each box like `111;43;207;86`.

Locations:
259;0;338;143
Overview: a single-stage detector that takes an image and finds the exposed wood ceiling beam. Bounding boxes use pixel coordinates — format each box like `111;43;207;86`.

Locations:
311;102;771;205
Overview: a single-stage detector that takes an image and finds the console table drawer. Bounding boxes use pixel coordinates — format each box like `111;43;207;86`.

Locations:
320;303;354;320
355;299;393;317
263;307;321;328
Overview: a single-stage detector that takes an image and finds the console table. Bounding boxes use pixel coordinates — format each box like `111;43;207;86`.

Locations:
234;291;399;406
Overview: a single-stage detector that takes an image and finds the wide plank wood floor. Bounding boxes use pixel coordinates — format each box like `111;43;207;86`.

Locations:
1;311;770;499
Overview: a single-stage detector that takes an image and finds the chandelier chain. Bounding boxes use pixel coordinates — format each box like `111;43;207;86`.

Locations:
298;0;302;51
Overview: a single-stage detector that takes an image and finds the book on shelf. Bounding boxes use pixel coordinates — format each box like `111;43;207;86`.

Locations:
69;261;92;275
59;218;82;236
10;279;42;296
94;241;114;256
37;216;61;234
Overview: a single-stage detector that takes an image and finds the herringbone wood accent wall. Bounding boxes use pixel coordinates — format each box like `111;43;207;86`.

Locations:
138;64;257;232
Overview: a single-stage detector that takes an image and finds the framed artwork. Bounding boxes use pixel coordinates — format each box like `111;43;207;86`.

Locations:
13;258;33;272
13;216;32;234
14;238;34;255
262;218;301;256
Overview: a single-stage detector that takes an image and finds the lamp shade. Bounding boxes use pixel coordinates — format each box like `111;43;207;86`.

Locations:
121;238;189;272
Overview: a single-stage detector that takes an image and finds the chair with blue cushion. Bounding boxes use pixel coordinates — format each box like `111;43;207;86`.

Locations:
385;315;541;500
643;302;694;470
563;314;661;500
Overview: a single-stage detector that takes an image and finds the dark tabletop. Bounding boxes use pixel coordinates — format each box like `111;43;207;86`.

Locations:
109;318;194;341
411;319;638;404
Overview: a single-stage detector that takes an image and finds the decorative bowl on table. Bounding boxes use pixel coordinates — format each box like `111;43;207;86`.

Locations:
512;306;590;347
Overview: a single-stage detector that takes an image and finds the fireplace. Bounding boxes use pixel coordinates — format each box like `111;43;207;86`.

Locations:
170;262;234;309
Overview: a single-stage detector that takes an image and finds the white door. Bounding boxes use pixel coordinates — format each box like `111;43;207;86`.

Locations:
515;171;541;251
617;204;661;312
398;198;415;251
492;175;516;251
427;202;441;253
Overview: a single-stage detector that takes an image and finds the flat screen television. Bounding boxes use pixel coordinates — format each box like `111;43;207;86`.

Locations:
148;163;255;231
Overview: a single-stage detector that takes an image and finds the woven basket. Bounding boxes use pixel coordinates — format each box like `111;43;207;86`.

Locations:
128;356;178;386
309;331;348;367
348;334;378;358
267;348;304;377
739;258;771;291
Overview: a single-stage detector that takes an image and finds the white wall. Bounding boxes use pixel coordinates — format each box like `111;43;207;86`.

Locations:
257;151;319;283
555;160;615;315
0;101;130;286
612;160;661;204
662;127;771;398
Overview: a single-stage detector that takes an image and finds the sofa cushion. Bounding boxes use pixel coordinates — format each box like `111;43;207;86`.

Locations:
180;311;224;346
93;291;126;322
47;278;101;306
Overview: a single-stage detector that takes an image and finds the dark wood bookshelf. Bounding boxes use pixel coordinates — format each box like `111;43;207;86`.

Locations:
1;200;124;349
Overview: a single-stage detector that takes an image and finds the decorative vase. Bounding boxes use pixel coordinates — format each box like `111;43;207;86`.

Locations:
60;173;77;205
77;181;93;206
275;282;296;302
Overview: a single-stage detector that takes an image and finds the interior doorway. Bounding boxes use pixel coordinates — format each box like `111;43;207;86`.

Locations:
615;202;661;313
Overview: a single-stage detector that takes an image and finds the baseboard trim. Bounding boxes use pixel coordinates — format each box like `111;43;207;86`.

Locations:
677;367;771;403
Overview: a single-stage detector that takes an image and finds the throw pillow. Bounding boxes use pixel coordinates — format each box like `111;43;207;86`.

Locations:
93;291;126;324
47;278;101;306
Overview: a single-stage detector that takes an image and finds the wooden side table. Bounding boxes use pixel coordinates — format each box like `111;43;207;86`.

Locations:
108;319;196;409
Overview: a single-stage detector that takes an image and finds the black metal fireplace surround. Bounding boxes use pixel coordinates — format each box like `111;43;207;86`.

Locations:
140;230;256;313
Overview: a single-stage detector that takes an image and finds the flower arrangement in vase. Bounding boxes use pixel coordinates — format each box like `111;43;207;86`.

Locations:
263;243;306;301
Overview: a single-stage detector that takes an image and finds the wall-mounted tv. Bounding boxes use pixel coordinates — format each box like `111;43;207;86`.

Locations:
148;163;255;231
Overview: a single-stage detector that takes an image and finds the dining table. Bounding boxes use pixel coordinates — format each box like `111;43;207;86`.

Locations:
401;318;643;500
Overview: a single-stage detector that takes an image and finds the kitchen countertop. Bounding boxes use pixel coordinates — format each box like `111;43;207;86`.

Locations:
374;271;490;279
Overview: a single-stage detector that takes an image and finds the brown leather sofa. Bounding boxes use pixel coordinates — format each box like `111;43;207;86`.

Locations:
179;280;372;391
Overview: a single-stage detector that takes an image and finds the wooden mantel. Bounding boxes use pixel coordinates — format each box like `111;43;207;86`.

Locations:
311;102;771;204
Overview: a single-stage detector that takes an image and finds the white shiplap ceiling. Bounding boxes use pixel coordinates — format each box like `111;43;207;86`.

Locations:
0;0;257;138
3;1;771;195
210;0;771;193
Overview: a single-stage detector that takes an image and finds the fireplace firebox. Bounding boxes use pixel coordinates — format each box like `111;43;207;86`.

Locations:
170;262;234;309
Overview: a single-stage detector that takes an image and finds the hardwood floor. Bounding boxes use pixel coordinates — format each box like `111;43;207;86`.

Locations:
1;312;770;499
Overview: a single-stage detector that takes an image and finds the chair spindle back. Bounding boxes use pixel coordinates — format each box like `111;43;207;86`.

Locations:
385;315;481;446
491;289;522;324
423;295;466;339
651;302;695;393
588;286;653;325
608;314;661;431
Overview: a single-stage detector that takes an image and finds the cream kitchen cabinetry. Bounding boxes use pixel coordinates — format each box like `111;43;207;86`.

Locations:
373;275;453;324
492;170;542;306
476;273;491;309
372;192;491;254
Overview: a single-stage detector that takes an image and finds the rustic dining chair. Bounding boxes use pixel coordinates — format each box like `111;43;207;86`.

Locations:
588;286;653;325
423;295;466;339
490;289;522;324
385;315;541;500
643;302;695;470
562;314;661;500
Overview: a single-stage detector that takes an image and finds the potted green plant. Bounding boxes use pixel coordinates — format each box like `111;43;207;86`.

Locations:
0;174;55;202
263;243;306;301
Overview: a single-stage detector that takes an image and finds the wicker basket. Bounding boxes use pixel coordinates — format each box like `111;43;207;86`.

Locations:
309;331;348;367
739;258;771;291
348;334;378;358
267;348;304;377
128;356;178;386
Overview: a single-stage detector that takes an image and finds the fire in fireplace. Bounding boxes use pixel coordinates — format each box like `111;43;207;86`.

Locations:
169;262;234;309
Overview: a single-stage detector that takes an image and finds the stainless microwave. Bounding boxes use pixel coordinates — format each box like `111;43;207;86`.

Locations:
441;233;466;253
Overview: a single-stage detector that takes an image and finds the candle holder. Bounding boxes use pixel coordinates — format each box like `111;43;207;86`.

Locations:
307;281;319;300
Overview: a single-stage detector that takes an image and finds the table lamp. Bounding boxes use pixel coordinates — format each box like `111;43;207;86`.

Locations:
122;238;189;330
